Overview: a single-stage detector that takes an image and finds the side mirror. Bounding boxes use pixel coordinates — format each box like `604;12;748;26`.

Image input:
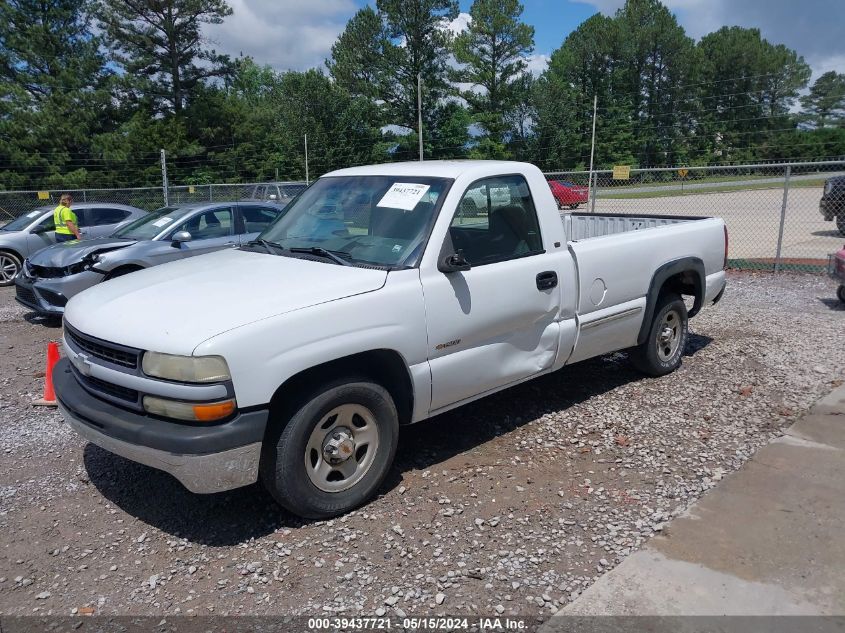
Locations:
438;250;471;273
171;231;192;246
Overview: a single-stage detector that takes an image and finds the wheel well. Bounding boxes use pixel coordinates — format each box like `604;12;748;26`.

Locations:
0;248;22;262
637;258;704;345
267;349;414;429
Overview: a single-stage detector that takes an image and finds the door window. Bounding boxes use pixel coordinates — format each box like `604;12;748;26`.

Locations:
448;175;543;266
86;208;131;226
176;208;234;240
241;206;283;233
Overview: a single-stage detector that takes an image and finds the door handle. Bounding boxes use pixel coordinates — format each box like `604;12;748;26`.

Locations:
536;271;558;291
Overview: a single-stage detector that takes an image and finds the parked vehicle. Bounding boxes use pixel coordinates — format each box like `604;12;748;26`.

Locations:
820;175;845;235
549;180;589;209
827;244;845;304
247;182;307;205
15;201;286;316
53;160;727;519
0;203;146;286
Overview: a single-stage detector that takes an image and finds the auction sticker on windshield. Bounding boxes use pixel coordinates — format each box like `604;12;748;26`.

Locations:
377;183;431;211
152;217;173;228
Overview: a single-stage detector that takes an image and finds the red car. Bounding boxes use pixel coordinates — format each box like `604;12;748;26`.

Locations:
549;180;589;209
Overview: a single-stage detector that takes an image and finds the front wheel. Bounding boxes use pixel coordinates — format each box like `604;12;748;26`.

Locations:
0;251;22;286
260;380;398;519
630;293;689;376
837;215;845;236
838;285;845;304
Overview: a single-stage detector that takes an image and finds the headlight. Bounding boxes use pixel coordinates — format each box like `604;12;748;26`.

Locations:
825;181;833;195
141;352;230;383
143;396;236;422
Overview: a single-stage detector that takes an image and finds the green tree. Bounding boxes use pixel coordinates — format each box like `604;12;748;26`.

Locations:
536;14;633;169
96;0;233;114
376;0;459;130
452;0;535;146
615;0;697;166
326;6;389;103
696;27;809;162
0;0;112;188
800;71;845;129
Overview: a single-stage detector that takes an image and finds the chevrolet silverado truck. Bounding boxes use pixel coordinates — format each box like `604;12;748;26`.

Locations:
54;161;727;519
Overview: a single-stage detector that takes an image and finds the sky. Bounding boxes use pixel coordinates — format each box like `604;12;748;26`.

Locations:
204;0;843;82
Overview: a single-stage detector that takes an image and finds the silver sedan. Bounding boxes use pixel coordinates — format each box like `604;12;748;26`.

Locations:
15;201;286;316
0;203;146;286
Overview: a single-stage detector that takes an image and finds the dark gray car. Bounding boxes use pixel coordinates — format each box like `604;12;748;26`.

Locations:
15;201;286;316
0;203;146;286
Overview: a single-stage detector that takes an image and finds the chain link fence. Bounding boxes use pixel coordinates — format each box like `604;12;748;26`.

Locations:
0;182;308;222
2;163;843;273
545;160;845;272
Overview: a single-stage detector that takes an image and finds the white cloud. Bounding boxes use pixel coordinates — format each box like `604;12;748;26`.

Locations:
525;54;550;77
444;12;472;35
203;0;357;71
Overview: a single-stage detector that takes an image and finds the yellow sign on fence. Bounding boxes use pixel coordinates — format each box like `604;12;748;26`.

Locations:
612;165;631;180
678;168;689;178
37;191;50;200
188;185;195;194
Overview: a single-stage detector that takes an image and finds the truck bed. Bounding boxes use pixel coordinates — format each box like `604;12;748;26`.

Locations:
563;212;707;242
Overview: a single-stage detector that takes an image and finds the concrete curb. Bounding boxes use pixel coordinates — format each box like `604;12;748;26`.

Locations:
544;382;845;621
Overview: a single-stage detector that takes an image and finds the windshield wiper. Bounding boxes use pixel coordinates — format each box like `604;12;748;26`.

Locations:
288;246;352;266
246;239;284;255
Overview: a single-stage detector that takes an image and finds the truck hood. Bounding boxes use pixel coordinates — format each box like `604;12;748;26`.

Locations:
29;237;136;267
64;249;389;354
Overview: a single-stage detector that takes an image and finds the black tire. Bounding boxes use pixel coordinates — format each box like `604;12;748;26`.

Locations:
838;285;845;305
837;215;845;236
630;293;688;377
0;250;22;287
260;379;398;519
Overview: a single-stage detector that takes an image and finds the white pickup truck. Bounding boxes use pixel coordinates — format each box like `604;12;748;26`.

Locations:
54;161;727;518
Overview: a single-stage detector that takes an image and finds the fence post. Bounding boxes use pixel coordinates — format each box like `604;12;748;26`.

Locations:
774;165;791;273
590;171;599;214
209;184;213;202
160;149;169;207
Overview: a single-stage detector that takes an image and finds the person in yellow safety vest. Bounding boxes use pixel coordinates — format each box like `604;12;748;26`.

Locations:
53;193;81;242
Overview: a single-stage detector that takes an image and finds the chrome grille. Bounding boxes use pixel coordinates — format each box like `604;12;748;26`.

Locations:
65;326;140;369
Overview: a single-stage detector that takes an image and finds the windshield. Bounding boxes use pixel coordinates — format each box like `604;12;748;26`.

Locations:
112;206;191;240
259;175;452;268
1;209;48;232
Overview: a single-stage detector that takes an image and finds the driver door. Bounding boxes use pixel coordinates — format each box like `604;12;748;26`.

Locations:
420;175;562;411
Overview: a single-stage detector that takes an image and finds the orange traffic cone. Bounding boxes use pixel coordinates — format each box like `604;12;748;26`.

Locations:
32;341;60;407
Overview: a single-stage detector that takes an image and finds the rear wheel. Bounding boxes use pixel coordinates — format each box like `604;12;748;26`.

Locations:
838;285;845;305
260;379;398;519
630;293;688;376
0;251;21;286
836;215;845;236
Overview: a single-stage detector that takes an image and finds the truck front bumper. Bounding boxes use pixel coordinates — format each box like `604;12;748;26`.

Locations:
53;358;267;494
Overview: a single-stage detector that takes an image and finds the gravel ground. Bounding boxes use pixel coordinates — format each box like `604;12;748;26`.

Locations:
0;271;843;620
